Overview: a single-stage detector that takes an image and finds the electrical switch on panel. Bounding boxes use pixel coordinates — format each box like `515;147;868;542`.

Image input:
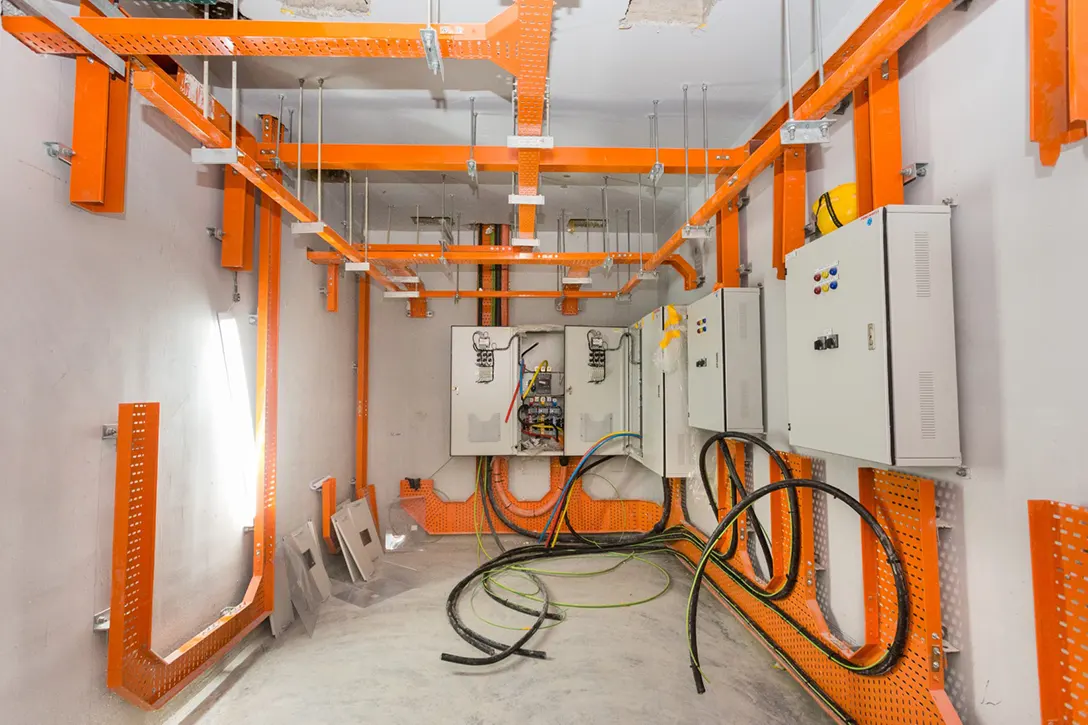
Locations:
785;206;961;467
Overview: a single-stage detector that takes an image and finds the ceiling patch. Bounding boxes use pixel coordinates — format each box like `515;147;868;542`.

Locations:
279;0;370;19
620;0;717;27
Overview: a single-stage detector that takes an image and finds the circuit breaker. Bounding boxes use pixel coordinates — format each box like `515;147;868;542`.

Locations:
627;306;695;478
687;288;764;433
450;327;519;456
785;206;961;466
564;327;629;457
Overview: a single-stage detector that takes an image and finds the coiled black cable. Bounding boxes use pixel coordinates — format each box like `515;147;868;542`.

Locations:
695;432;801;601
686;478;910;693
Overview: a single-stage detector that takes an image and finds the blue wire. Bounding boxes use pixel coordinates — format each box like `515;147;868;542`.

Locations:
537;432;641;541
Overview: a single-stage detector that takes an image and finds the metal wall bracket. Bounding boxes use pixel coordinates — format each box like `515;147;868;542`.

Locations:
191;147;241;165
512;238;540;247
737;262;753;275
388;275;421;284
507;135;554;149
508;194;545;205
206;227;224;242
561;277;592;286
780;119;833;145
682;224;711;240
345;262;371;272
616;293;632;303
385;290;421;299
900;162;930;185
102;424;118;440
43;142;75;166
93;609;110;632
291;222;326;235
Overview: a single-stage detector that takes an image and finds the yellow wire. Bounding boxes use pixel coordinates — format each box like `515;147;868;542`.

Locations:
522;360;547;399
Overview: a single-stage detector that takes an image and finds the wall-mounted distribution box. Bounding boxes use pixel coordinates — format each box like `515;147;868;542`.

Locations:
450;327;520;456
627;306;695;478
785;206;961;466
687;288;764;433
564;327;630;457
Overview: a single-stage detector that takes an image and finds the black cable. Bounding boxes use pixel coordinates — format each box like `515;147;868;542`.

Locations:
686;478;910;694
694;432;801;601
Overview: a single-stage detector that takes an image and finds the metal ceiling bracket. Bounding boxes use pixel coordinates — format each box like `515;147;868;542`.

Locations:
561;277;593;286
682;224;711;240
8;0;126;75
291;222;326;235
647;162;664;186
636;270;658;281
508;194;545;205
345;262;372;272
191;147;242;165
616;293;632;303
386;290;421;299
512;238;541;247
93;609;110;632
900;161;930;185
388;275;421;284
601;256;614;272
507;135;554;149
43;141;75;165
466;158;478;182
420;27;444;77
780;119;833;145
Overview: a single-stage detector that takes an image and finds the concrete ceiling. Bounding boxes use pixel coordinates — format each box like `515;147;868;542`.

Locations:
199;0;884;229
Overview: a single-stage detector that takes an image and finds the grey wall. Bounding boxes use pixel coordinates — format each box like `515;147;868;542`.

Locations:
663;2;1087;723
0;37;357;721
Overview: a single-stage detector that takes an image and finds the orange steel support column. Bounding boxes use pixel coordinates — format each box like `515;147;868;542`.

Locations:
773;148;806;281
853;83;874;215
1030;0;1086;165
69;5;129;213
320;478;339;554
868;53;905;207
221;168;252;270
715;196;741;289
1072;2;1088;123
355;277;369;500
325;265;339;312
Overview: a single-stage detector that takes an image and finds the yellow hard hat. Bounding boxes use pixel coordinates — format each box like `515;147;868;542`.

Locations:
812;182;858;236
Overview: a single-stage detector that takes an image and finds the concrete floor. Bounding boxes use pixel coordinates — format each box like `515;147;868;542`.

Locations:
198;538;833;725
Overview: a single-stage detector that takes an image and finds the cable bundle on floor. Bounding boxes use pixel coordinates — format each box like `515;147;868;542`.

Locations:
440;431;910;712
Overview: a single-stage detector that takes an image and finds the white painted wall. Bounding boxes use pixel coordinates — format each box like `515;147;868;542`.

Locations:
0;37;357;720
664;2;1088;722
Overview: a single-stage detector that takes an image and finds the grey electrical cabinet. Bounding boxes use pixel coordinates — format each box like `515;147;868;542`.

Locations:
687;288;764;433
563;327;630;457
628;306;695;478
784;206;961;466
450;326;520;456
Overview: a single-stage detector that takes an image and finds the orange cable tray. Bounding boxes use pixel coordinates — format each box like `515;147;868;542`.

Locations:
668;454;961;724
1028;499;1088;725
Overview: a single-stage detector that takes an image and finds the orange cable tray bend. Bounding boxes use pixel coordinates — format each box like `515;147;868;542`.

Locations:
398;458;663;536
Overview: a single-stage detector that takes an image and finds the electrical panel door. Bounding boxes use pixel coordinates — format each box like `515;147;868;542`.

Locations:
785;206;960;466
687;288;765;433
661;305;695;478
564;327;628;457
450;327;519;456
635;311;665;476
